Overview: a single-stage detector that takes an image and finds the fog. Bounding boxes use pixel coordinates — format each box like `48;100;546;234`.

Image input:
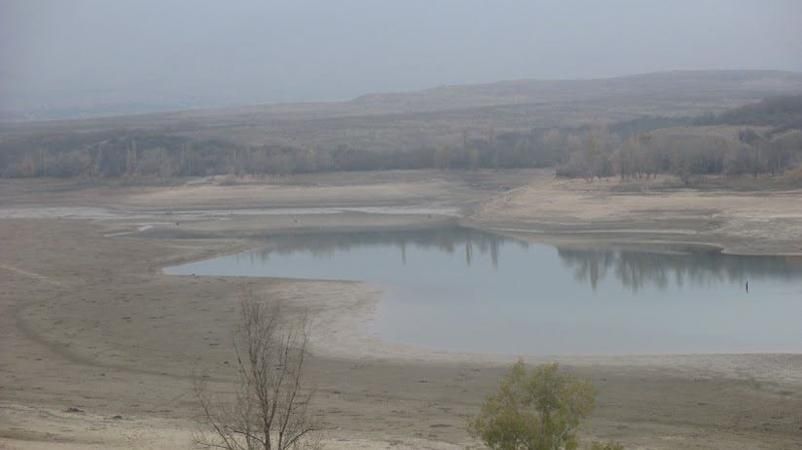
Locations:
1;0;800;114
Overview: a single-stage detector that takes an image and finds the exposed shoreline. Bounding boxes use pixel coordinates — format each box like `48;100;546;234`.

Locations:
159;220;802;366
2;172;802;449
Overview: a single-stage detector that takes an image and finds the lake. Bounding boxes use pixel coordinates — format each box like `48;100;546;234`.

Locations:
165;227;802;355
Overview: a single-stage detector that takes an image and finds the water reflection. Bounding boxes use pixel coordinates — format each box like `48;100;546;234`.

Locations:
167;226;802;354
242;228;802;292
249;228;519;270
559;247;802;292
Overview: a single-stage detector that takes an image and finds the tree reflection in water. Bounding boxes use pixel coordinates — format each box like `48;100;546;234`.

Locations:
172;227;802;354
243;227;802;292
558;247;802;292
248;227;523;270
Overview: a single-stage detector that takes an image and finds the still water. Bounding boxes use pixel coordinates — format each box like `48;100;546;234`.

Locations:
165;227;802;355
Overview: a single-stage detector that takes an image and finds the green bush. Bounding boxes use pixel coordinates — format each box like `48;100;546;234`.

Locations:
469;361;596;450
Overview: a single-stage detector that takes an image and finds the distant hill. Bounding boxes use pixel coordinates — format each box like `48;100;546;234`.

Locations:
351;70;802;114
3;72;802;180
2;70;802;154
698;95;802;132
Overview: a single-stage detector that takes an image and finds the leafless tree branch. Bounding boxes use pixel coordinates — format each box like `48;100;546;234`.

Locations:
194;292;320;450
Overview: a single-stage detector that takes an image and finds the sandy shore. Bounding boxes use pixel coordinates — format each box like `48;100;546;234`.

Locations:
2;171;802;449
467;174;802;256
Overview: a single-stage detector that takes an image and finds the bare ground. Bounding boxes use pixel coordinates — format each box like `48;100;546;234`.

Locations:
1;170;802;449
469;174;802;256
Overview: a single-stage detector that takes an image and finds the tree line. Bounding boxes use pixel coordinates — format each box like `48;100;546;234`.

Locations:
2;96;801;181
556;126;802;183
0;127;565;178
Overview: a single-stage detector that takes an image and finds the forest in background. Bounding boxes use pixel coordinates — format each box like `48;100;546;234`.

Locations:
1;95;801;184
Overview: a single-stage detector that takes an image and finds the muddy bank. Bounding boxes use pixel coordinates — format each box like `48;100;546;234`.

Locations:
1;220;800;449
468;175;802;256
2;173;802;449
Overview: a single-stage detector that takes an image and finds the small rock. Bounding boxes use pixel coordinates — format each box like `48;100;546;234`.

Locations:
65;407;84;413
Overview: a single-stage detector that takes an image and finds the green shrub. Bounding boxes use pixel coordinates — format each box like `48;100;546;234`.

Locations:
469;361;596;450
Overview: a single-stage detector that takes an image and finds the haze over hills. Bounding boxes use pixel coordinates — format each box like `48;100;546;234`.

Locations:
3;69;802;123
351;70;802;113
5;3;802;450
3;70;802;154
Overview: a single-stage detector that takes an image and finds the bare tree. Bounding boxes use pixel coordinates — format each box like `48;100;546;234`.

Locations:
195;295;319;450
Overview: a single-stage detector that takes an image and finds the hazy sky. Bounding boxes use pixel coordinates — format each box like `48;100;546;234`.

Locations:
1;0;801;112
